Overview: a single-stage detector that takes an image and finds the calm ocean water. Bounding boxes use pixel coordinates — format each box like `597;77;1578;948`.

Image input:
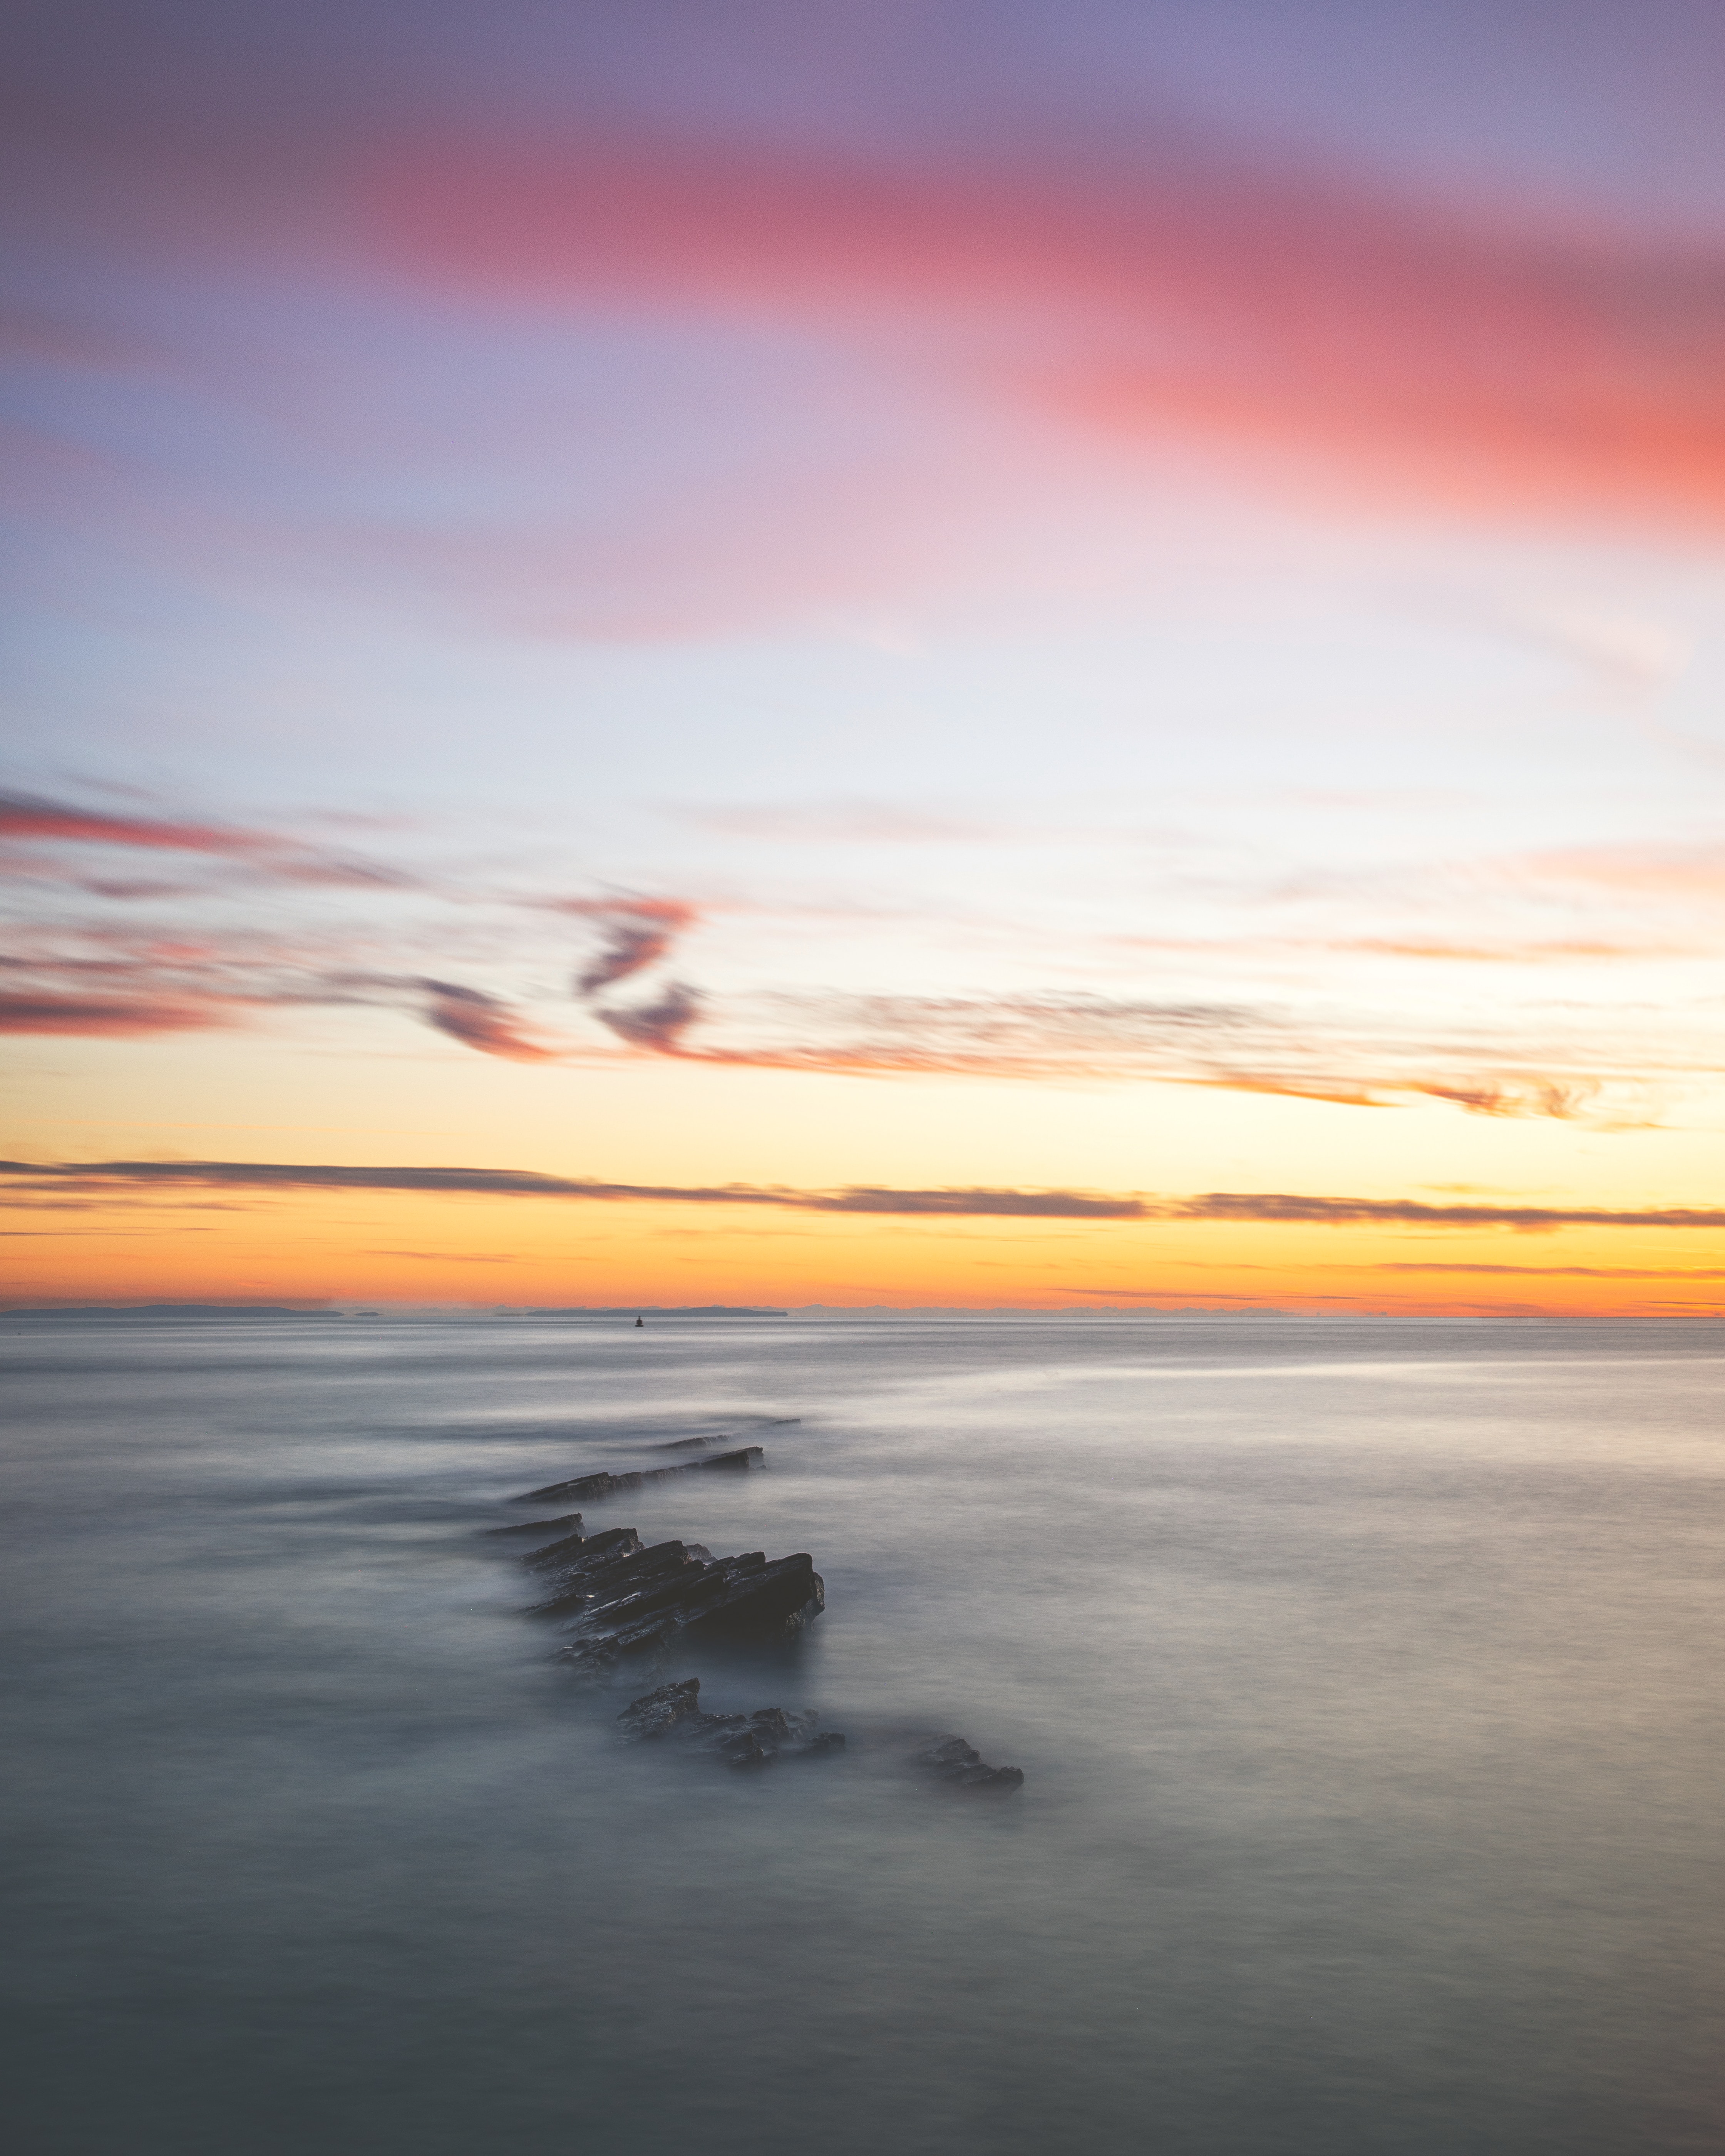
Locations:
3;1312;1721;2156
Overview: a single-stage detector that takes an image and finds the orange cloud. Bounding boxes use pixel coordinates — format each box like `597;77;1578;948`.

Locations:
1519;845;1725;898
418;981;556;1062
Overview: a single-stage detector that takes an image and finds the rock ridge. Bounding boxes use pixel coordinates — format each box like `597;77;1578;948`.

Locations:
480;1436;1022;1796
514;1445;763;1505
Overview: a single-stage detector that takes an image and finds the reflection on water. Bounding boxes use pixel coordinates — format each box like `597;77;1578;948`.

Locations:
4;1314;1722;2155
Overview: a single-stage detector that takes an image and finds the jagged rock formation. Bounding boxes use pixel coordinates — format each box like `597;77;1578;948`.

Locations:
520;1522;824;1682
475;1444;1025;1796
916;1734;1025;1793
514;1445;763;1505
615;1677;845;1767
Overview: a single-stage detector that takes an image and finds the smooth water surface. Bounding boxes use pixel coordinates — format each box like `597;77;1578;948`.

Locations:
4;1314;1722;2155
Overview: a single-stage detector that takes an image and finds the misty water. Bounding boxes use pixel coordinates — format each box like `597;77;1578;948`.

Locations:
4;1312;1722;2155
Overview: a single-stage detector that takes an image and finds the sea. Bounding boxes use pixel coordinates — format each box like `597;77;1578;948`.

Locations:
3;1311;1721;2156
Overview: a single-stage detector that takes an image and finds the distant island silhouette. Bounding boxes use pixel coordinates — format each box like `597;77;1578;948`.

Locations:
503;1306;788;1318
0;1304;338;1321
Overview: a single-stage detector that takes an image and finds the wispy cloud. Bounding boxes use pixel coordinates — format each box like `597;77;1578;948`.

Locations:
1517;844;1725;901
0;1159;1146;1218
1378;1263;1725;1279
419;980;555;1062
580;986;1651;1123
0;992;236;1035
555;897;699;995
593;982;703;1053
0;789;411;889
4;792;1718;1117
4;1159;1724;1233
365;131;1725;529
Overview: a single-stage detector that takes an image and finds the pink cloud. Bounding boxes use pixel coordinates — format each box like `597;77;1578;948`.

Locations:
0;790;411;889
363;134;1725;528
595;982;702;1054
0;992;236;1036
555;898;699;996
417;981;557;1062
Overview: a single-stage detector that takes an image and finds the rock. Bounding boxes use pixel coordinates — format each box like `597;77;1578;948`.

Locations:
916;1735;1024;1793
528;1535;702;1620
529;1531;821;1643
513;1446;764;1505
677;1551;825;1644
481;1510;584;1540
615;1677;703;1740
718;1728;775;1769
614;1679;844;1768
523;1524;641;1574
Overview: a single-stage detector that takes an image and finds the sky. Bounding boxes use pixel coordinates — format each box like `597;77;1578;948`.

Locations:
5;0;1725;1314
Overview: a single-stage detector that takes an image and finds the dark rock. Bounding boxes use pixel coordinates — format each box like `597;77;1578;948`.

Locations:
615;1678;703;1741
720;1729;775;1769
513;1446;764;1504
549;1635;623;1684
528;1536;700;1619
524;1524;640;1573
481;1511;584;1540
745;1707;806;1744
917;1735;1024;1793
648;1435;726;1452
678;1551;824;1644
613;1679;844;1768
536;1538;822;1646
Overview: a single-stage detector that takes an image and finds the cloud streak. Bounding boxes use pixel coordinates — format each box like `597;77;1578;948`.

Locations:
594;982;703;1054
0;789;410;889
4;1160;1725;1232
561;898;699;996
0;992;236;1035
419;980;556;1062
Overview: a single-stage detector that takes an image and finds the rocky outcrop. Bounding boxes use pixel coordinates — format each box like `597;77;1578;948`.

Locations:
916;1735;1024;1793
514;1445;763;1505
522;1522;824;1682
615;1677;844;1768
474;1450;1026;1798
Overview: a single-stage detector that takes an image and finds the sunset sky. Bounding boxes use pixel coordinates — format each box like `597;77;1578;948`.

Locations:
6;0;1725;1314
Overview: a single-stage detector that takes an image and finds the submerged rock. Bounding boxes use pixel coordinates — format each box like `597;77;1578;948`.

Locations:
482;1510;584;1540
916;1735;1024;1793
614;1677;703;1740
514;1446;764;1505
477;1490;1010;1807
615;1677;843;1768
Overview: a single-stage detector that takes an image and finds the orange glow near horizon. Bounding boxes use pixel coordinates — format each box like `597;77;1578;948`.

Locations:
8;1167;1725;1318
